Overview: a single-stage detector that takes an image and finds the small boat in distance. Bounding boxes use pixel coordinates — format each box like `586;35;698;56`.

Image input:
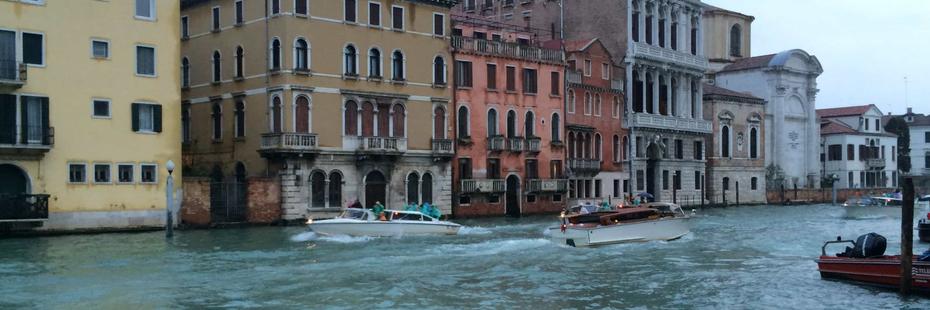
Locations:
842;196;908;218
547;202;692;247
308;208;461;237
919;195;930;210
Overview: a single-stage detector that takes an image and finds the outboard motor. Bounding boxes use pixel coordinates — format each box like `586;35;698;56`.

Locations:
839;233;887;258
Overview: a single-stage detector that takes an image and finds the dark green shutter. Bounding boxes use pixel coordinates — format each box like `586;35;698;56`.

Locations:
40;97;49;145
20;99;27;144
131;103;139;132
153;105;162;133
0;95;14;144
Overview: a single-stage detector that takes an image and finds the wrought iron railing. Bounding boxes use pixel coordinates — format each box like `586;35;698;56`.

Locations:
461;179;505;193
0;194;49;221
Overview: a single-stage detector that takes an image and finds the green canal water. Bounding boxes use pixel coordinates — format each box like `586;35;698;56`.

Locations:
2;204;930;309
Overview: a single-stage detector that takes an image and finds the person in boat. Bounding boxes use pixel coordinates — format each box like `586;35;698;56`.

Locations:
404;203;419;212
348;199;362;209
599;200;612;211
632;196;641;206
428;204;442;219
372;201;386;220
420;202;434;218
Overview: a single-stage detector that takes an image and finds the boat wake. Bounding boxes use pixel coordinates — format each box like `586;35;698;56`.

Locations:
457;226;492;235
429;238;551;257
289;231;374;243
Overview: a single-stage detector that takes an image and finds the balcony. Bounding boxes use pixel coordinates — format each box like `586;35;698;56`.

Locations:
629;113;712;134
526;137;541;153
359;136;407;153
629;41;708;70
460;179;505;193
567;70;582;84
0;60;26;90
451;36;563;64
507;136;525;152
0;126;54;158
568;158;601;174
259;132;318;157
526;179;568;193
0;194;49;223
487;135;505;151
610;79;624;92
866;158;885;169
431;138;454;157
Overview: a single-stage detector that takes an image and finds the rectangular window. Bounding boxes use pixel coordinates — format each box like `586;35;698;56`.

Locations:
926;153;930;170
828;144;842;161
550;71;560;96
636;170;644;191
675;139;683;159
526;159;538;179
662;138;669;159
391;6;404;30
212;7;221;31
522;68;537;94
459;158;473;179
674;171;682;190
694;171;701;190
94;164;111;183
488;195;500;204
136;45;156;76
506;66;516;91
141;164;157;183
594;179;602;198
526;194;537;203
751;177;758;190
118;164;134;183
613;179;620;197
135;0;155;20
662;170;669;190
93;99;110;118
92;40;109;59
181;16;189;37
583;59;591;76
601;63;610;80
847;144;854;161
270;0;280;14
550;160;563;179
345;0;357;22
693;141;703;160
20;96;47;144
369;2;380;26
132;103;162;133
235;1;244;24
454;61;472;87
925;131;930;143
295;0;308;15
69;164;86;183
486;64;497;89
23;32;44;66
433;13;445;36
487;158;501;179
552;194;562;202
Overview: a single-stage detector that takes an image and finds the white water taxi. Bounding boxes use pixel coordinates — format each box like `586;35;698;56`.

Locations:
548;202;692;247
307;208;461;237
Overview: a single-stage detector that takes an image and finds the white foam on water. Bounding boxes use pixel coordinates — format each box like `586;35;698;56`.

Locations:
318;234;375;243
290;231;318;242
430;238;551;257
457;226;492;235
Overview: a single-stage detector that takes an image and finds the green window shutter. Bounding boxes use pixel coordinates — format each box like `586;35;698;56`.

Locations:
0;95;14;144
40;97;49;145
131;103;140;132
20;98;27;144
153;105;162;133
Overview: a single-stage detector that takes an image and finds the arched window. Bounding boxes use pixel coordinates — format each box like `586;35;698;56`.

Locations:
295;96;310;133
524;111;535;138
392;104;405;137
294;38;309;70
645;73;654;114
567;90;575;114
584;92;592;115
750;127;758;159
750;177;758;191
234;162;247;183
594;134;602;160
487;109;498;137
594;94;602;116
583;133;591;159
457;106;469;138
613;135;620;162
310;170;326;208
406;172;420;205
506;110;517;138
344;100;358;136
729;24;741;57
622;136;629;161
234;46;244;78
721;125;731;158
551;113;561;143
234;100;245;138
613;96;621;118
212;51;221;83
433;56;446;85
421;173;433;204
567;132;575;158
434;106;446;139
329;171;343;207
271;38;281;69
361;101;375;136
181;57;190;87
368;48;381;78
392;50;404;81
722;177;730;191
271;96;282;133
211;102;222;140
344;45;357;75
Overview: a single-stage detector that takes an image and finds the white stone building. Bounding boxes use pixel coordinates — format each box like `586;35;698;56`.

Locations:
714;50;823;189
819;105;898;189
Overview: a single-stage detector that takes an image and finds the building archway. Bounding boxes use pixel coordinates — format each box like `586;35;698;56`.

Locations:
505;175;521;217
364;170;387;209
0;164;30;195
645;142;663;201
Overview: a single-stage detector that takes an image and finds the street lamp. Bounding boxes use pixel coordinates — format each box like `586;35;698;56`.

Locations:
830;173;839;205
166;160;175;238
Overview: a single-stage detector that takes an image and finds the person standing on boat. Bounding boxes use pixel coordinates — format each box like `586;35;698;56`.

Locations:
373;201;386;220
599;200;612;211
405;203;418;212
429;204;442;219
421;202;433;217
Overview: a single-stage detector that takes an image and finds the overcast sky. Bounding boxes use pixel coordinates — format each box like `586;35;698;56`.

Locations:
704;0;930;115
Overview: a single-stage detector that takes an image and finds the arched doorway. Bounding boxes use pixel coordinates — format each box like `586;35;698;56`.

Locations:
364;170;387;209
645;142;663;202
505;175;520;217
0;164;29;195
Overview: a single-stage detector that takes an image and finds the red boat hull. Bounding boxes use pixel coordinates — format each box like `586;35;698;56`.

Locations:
817;256;930;293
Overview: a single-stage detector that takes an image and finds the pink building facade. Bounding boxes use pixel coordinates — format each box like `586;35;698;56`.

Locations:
450;17;567;217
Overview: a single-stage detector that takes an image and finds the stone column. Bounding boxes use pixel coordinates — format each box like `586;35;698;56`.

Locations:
638;2;646;43
664;6;672;49
696;13;704;57
665;73;672;116
695;75;703;119
640;67;647;113
323;179;330;208
652;4;660;46
626;66;634;114
652;68;660;115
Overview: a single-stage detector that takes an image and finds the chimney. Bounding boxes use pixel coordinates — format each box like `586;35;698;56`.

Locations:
907;107;913;114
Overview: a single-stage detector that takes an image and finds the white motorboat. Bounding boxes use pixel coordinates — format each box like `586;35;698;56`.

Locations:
843;196;918;219
919;195;930;211
307;208;461;237
548;202;692;247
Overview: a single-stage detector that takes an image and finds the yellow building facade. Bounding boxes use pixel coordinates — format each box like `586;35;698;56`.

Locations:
181;0;456;221
0;0;182;231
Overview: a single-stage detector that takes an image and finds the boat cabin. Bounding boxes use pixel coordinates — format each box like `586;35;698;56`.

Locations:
567;208;659;225
338;208;439;222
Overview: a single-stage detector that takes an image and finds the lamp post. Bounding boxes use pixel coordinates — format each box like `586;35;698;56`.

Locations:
165;160;175;238
830;173;839;205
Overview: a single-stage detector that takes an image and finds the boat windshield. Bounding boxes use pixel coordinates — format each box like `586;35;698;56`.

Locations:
339;209;369;220
567;204;599;214
390;212;424;221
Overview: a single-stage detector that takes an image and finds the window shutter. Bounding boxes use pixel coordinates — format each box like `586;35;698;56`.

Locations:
20;99;27;144
40;97;49;145
0;95;14;144
153;105;163;133
131;103;140;132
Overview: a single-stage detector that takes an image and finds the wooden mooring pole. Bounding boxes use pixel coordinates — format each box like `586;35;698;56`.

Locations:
901;177;915;295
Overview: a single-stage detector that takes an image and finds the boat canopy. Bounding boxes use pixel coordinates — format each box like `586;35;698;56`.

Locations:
567;208;658;225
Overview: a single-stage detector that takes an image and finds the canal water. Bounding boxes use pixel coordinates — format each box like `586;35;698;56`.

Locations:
2;204;930;309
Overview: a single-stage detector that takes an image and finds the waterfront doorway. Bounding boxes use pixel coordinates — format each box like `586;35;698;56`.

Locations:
505;175;520;217
364;170;386;209
0;164;28;195
646;142;662;201
209;166;247;223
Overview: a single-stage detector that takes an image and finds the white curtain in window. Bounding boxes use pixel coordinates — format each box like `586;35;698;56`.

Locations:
136;0;152;17
137;47;155;75
140;105;153;131
25;97;42;142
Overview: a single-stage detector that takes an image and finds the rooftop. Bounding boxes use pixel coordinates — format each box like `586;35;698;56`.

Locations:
816;104;877;118
702;83;764;103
